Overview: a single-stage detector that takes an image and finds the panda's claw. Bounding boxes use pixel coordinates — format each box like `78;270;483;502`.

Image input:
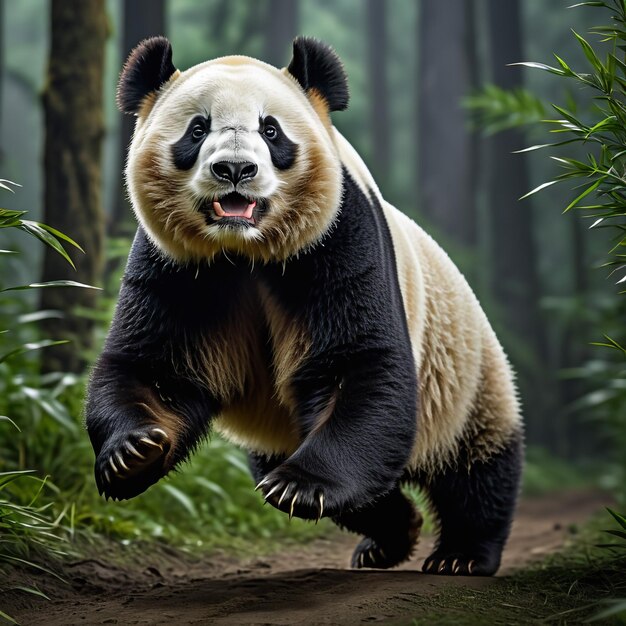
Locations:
437;560;446;573
126;442;146;460
115;452;130;472
277;482;293;507
139;437;162;450
264;482;282;501
468;560;476;575
255;476;270;492
259;464;336;520
95;426;173;501
289;490;299;520
451;558;459;574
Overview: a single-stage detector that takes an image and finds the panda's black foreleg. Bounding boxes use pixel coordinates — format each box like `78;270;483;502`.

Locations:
415;431;523;576
332;485;423;569
86;353;217;501
256;358;417;521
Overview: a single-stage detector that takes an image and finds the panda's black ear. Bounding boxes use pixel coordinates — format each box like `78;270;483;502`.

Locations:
287;37;349;112
117;36;177;115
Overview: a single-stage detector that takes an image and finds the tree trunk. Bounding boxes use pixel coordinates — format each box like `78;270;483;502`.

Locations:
485;0;547;445
263;0;298;67
110;0;166;240
366;0;389;182
417;0;477;247
40;0;107;373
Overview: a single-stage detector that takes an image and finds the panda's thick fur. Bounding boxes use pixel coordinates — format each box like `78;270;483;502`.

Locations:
87;36;523;576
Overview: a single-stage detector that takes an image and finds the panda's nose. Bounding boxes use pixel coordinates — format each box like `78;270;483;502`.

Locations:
211;161;258;185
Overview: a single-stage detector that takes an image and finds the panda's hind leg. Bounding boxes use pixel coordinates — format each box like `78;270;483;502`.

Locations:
415;430;523;576
332;486;423;569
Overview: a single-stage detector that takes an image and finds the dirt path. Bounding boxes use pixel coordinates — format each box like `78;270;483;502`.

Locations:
2;491;610;625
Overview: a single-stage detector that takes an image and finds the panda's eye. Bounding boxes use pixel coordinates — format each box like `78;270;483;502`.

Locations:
191;124;206;141
263;125;278;140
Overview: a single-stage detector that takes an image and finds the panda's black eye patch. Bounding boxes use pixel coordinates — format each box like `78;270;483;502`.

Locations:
260;116;298;170
172;115;211;171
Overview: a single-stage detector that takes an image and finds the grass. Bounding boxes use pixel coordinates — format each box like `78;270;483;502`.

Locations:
402;512;626;626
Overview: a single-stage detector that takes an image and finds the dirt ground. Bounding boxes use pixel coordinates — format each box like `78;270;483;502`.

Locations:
1;490;611;626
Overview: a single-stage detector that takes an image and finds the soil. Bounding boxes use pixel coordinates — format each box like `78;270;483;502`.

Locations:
1;490;611;626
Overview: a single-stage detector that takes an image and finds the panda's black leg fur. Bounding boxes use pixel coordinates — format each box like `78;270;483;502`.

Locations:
416;431;523;576
87;355;217;501
248;451;286;487
332;486;423;569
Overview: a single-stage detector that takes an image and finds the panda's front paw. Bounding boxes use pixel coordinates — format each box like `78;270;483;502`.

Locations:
256;462;342;521
95;427;172;501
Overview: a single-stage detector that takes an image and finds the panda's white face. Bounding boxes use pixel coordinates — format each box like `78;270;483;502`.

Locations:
126;57;343;263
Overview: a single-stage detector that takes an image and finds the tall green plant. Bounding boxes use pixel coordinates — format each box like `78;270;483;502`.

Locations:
0;180;94;619
469;2;626;618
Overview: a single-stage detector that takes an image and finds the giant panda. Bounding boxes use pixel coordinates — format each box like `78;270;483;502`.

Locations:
86;36;523;576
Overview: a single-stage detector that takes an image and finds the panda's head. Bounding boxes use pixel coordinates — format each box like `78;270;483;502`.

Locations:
119;36;349;263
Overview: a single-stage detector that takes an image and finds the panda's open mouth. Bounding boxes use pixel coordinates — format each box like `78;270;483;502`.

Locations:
210;192;257;225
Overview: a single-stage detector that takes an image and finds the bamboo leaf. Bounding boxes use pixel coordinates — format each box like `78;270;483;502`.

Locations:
565;177;606;211
36;223;84;253
0;555;66;581
572;30;604;72
519;180;560;200
0;609;18;624
0;340;69;364
0;280;99;293
508;61;565;75
17;221;76;269
0;416;21;432
567;2;608;7
9;586;51;601
607;508;626;529
162;484;198;517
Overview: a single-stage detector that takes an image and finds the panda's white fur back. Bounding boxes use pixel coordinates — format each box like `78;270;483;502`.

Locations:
333;129;522;474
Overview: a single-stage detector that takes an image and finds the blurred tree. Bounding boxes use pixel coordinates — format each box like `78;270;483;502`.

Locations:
366;0;389;182
40;0;107;373
110;0;166;239
417;0;477;247
485;0;547;445
264;0;298;66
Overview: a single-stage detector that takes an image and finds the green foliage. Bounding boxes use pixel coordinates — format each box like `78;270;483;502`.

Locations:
521;446;598;496
409;512;626;625
0;181;91;619
469;2;626;615
465;85;546;135
513;4;626;289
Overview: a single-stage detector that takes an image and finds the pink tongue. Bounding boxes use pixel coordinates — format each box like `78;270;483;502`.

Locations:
213;198;256;218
